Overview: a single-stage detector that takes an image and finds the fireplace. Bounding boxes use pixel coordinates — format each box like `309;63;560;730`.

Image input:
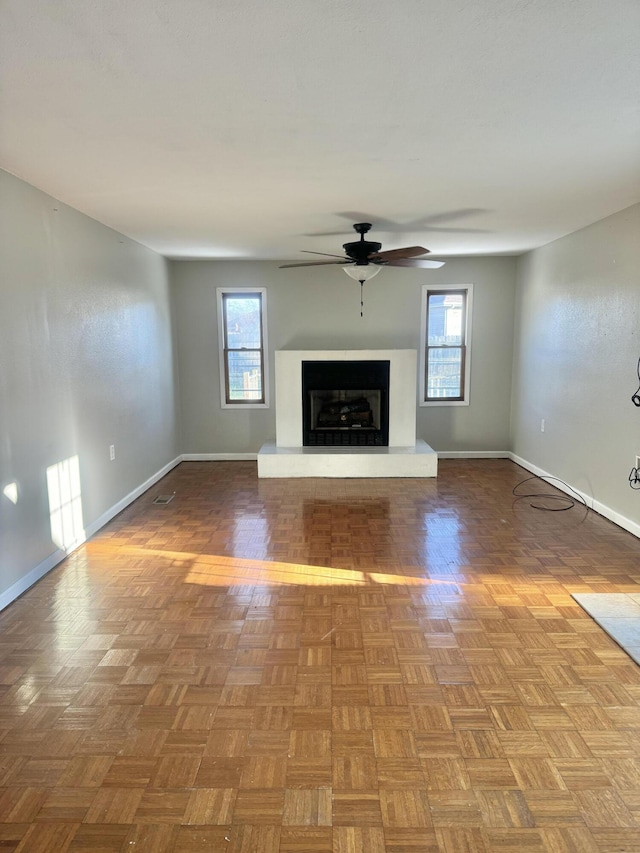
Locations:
302;360;390;446
258;349;437;477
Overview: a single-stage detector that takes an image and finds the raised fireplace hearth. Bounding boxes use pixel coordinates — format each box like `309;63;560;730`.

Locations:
302;360;390;447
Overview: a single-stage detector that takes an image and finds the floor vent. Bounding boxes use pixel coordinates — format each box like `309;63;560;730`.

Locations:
152;494;175;505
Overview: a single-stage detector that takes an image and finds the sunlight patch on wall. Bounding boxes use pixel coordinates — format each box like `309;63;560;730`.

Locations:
46;455;85;551
2;482;18;504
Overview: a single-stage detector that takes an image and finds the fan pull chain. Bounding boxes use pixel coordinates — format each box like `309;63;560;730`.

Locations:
360;280;364;317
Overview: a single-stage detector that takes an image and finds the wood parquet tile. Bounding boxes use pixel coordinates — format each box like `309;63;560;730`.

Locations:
1;459;640;851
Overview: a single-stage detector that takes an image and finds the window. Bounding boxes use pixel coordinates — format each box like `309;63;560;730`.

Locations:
217;288;269;407
419;284;472;405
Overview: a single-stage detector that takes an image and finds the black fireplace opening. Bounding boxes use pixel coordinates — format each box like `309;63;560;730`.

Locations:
302;360;390;446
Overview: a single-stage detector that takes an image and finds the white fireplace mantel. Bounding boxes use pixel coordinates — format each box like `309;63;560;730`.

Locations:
257;349;437;478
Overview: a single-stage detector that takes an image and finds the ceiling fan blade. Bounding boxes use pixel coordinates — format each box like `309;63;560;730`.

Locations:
410;208;486;227
300;250;350;259
304;212;397;237
279;259;351;269
302;230;351;237
371;246;429;261
386;258;445;269
413;225;488;234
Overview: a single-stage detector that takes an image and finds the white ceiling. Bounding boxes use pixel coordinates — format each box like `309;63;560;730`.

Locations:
1;0;639;260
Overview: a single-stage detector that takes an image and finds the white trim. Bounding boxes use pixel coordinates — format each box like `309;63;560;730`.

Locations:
83;455;182;539
0;455;182;613
509;453;640;540
0;547;67;613
419;283;473;407
422;399;471;408
216;287;270;409
181;453;258;461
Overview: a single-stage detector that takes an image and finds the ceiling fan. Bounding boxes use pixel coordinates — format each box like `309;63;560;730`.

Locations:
279;222;445;315
280;222;445;274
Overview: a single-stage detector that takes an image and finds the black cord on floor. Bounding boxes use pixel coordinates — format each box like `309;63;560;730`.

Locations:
632;356;640;407
512;474;589;512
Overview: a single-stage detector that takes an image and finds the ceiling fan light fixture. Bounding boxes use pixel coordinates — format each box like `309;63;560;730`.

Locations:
343;264;382;282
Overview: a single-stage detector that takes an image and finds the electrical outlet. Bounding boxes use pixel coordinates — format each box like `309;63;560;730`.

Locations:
109;445;116;461
540;419;545;433
636;455;640;470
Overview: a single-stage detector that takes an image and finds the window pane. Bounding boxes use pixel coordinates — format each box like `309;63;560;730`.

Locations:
225;296;262;349
428;293;464;346
427;347;462;398
227;350;263;401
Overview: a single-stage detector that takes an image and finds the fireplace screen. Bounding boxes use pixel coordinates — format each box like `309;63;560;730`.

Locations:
302;360;390;446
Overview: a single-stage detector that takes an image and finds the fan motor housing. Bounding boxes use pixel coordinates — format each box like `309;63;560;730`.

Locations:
343;239;382;262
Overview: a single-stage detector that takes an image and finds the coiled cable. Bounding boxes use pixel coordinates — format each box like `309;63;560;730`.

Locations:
512;474;588;512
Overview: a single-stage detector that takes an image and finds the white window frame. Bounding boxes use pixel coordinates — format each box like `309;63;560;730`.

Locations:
419;283;473;407
216;287;270;409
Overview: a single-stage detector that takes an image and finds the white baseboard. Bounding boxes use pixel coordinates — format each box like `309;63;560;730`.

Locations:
181;453;258;461
0;455;182;613
509;453;640;540
84;455;183;539
0;547;68;612
185;451;507;462
437;450;510;459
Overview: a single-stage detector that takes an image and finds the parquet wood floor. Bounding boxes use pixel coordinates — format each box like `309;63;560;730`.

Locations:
1;460;639;852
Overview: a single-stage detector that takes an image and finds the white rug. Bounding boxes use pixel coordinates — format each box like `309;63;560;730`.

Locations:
572;593;640;665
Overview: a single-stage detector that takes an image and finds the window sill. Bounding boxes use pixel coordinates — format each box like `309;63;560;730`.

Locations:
420;399;470;407
221;402;270;410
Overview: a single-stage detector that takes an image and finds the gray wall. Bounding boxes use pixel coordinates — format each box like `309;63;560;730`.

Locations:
0;170;180;598
511;203;640;525
170;256;516;453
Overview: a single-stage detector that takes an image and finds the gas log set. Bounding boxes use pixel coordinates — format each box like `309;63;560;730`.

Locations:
316;397;373;429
